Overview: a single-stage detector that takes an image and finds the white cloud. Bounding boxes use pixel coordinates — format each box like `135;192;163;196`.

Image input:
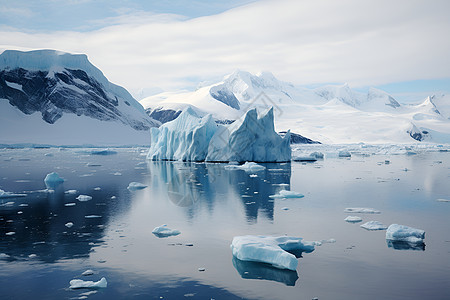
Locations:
1;0;449;96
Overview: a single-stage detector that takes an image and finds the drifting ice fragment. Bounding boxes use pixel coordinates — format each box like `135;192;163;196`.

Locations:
90;149;117;155
338;150;351;157
44;172;64;188
344;208;381;214
127;182;147;190
65;222;74;228
225;162;266;172
269;190;304;199
82;270;94;276
76;195;92;202
386;224;425;244
230;235;315;271
0;189;26;198
437;198;450;202
85;215;102;219
344;216;362;223
69;277;107;289
152;224;181;238
65;190;77;195
360;221;387;230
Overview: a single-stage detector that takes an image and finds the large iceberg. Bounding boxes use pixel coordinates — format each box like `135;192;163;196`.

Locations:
147;107;291;162
230;235;315;271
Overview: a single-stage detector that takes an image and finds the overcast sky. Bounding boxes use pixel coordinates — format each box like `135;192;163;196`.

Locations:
1;0;449;101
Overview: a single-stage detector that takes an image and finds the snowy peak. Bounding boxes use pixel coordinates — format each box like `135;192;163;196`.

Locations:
363;87;401;110
0;49;158;131
314;84;362;107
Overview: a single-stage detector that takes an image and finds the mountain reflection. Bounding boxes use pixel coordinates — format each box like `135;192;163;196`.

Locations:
148;161;291;223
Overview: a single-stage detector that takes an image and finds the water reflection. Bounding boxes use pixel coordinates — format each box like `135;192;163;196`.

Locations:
232;257;299;286
148;161;291;223
387;240;426;251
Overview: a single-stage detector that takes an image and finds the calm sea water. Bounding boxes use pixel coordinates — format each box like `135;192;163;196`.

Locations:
0;147;449;300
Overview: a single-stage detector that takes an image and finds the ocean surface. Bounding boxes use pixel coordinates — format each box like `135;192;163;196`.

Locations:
0;145;449;299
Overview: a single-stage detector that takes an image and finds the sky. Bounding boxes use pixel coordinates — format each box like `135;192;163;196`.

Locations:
1;0;449;102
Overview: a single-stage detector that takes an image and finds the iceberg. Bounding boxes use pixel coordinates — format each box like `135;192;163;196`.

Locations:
344;216;362;223
269;190;304;199
76;195;92;202
44;172;64;188
386;224;425;244
224;161;266;172
152;224;181;238
230;235;315;271
360;221;387;230
69;277;107;289
147;107;291;162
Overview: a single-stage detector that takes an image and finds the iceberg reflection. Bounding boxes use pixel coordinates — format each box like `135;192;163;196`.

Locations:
387;240;425;251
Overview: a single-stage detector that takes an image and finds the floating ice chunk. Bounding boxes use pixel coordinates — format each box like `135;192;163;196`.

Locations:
5;232;15;236
225;162;266;172
360;221;387;230
152;224;181;238
269;190;304;199
230;235;315;271
28;254;37;259
344;207;380;214
65;222;74;228
69;277;107;289
113;172;122;176
437;198;450;202
82;270;94;276
0;189;26;198
90;149;117;155
44;172;64;186
76;195;92;202
0;253;10;259
198;267;206;272
249;174;258;178
65;202;76;207
344;216;362;223
386;224;425;244
65;189;78;194
338;150;351;158
86;163;102;167
310;152;324;159
85;215;102;219
127;182;147;190
44;153;53;157
93;187;101;191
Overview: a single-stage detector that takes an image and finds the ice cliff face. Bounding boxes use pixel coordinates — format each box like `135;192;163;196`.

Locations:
0;50;158;130
147;107;291;162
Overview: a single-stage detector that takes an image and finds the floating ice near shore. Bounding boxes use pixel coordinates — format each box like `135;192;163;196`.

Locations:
230;235;315;271
360;221;387;230
127;182;147;190
76;195;92;202
344;207;381;214
0;189;26;198
386;224;425;244
344;216;363;223
152;224;181;238
44;172;64;188
147;107;291;162
224;162;266;172
269;190;304;199
69;277;107;289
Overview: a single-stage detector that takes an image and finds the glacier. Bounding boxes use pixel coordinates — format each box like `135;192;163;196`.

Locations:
147;106;291;162
230;235;315;271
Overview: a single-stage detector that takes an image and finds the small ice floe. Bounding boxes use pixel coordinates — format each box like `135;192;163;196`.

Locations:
76;195;92;202
17;211;23;215
82;270;95;276
344;208;381;214
198;267;206;272
437;198;450;202
344;216;363;223
231;235;315;271
65;222;74;228
152;224;181;238
225;162;266;172
338;150;351;158
0;253;10;259
19;204;28;207
112;172;122;176
44;172;64;188
110;196;117;200
310;152;324;159
69;277;107;289
28;254;37;259
0;189;26;198
249;174;258;178
85;215;102;219
65;189;78;195
93;187;101;191
5;232;15;236
386;224;425;244
86;163;102;167
127;182;147;191
360;221;388;231
65;202;76;207
90;149;117;156
269;190;304;199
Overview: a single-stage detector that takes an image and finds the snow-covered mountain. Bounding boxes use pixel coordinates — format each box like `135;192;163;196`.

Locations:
0;49;159;146
140;70;450;144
